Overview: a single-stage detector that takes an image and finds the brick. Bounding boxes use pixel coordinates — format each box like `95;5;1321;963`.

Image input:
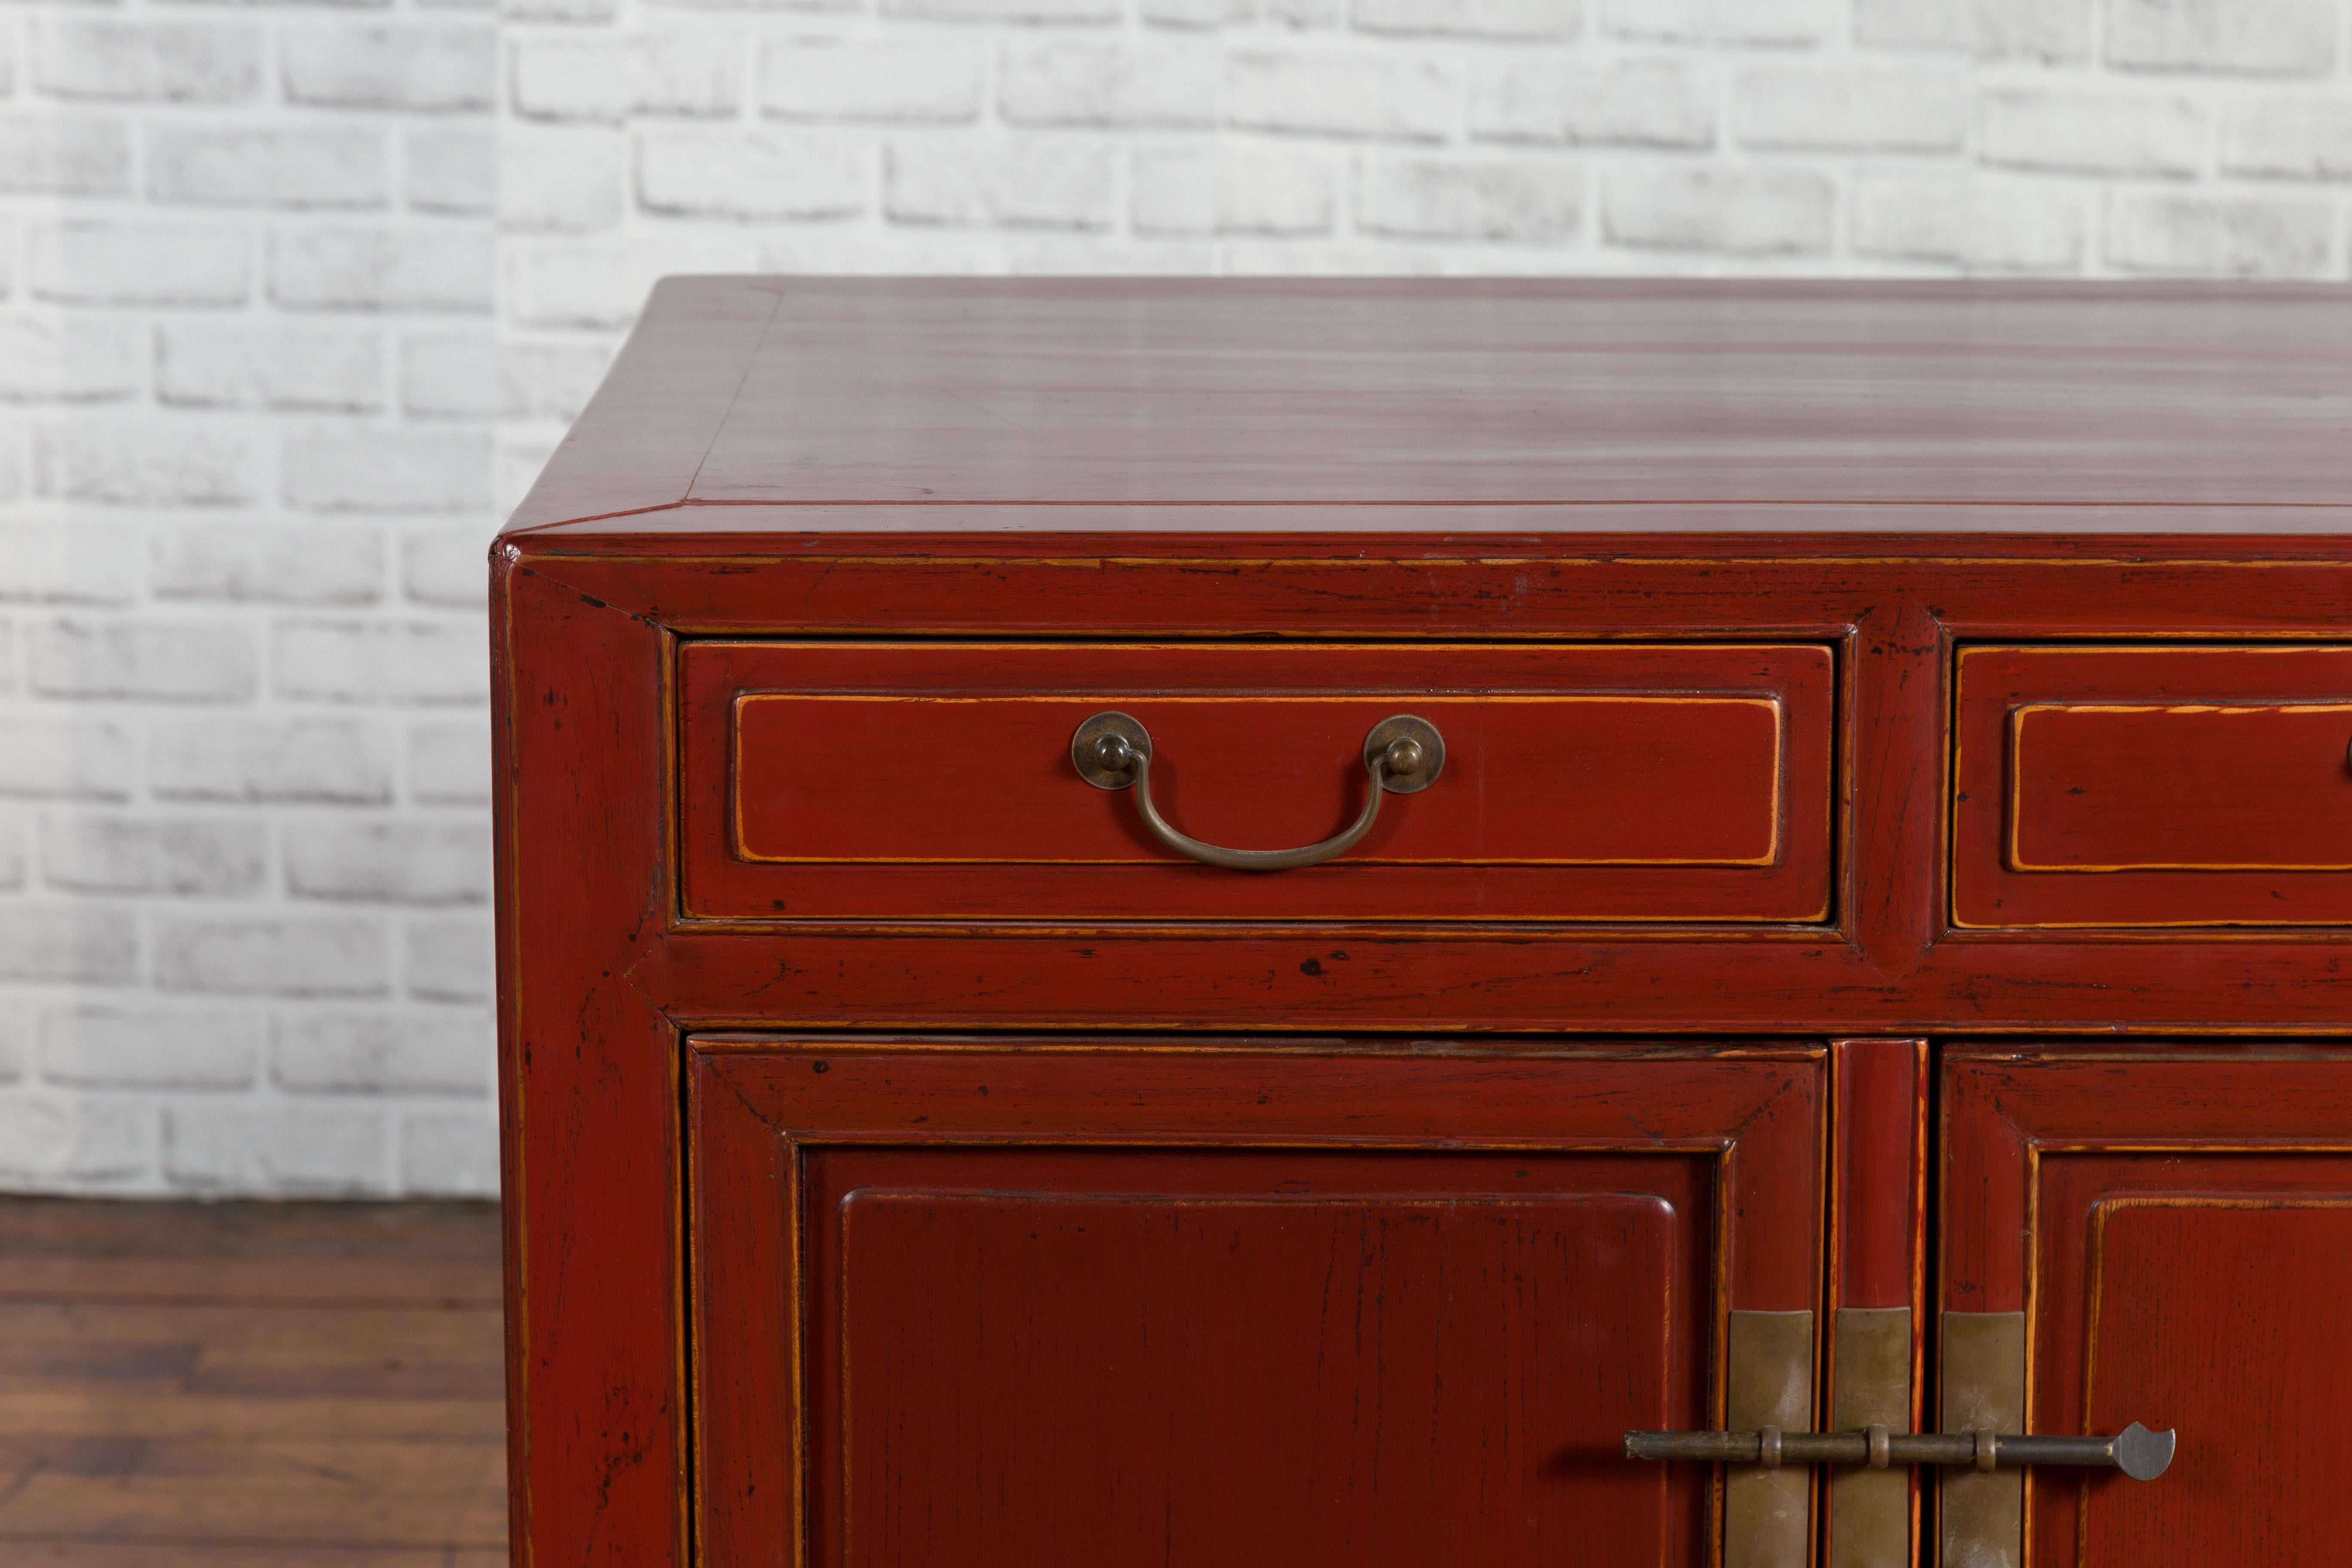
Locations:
406;915;489;1002
639;129;866;220
0;904;138;983
0;315;140;403
282;425;490;514
42;814;267;895
0;524;141;605
2222;97;2352;181
34;419;259;506
888;140;1111;230
403;334;605;421
399;1107;498;1197
1264;0;1341;24
274;619;485;704
165;1102;387;1194
147;125;386;208
285;818;487;904
491;441;543;512
506;0;616;19
1602;0;1827;45
1470;56;1712;148
0;813;24;889
2108;0;2335;76
499;127;624;232
1854;0;2091;61
402;526;491;607
269;226;493;313
156;916;387;996
277;1010;489;1093
43;1006;262;1088
153;523;384;604
509;33;741;122
503;233;756;331
1354;0;1577;37
157;322;384;411
1001;43;1216;128
2106;192;2335;277
1357;155;1580;241
1977;89;2205;179
401;332;510;417
406;125;494;214
409;720;489;805
760;39;982;124
1737;69;1965;152
282;24;493;110
1851;169;2088;273
0;1094;150;1183
153;717;392;803
1132;144;1336;236
1603;165;1832;255
30;617;258;701
33;18;261;101
1225;52;1452;142
26;221;248;306
0;1008;22;1083
884;0;1117;22
0;113;130;195
0;718;138;801
1139;0;1249;24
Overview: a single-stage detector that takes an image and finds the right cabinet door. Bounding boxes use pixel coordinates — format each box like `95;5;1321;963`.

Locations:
1942;1047;2352;1565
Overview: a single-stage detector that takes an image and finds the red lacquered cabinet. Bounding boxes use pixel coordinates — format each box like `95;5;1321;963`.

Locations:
493;279;2352;1568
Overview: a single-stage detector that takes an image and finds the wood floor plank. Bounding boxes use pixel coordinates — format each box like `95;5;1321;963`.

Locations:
0;1384;506;1444
0;1258;502;1308
0;1198;509;1558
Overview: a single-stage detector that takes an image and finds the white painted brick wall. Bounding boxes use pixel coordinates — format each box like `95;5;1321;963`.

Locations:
3;0;2351;1197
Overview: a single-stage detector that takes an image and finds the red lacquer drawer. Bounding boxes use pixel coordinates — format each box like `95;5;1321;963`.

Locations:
1955;644;2352;928
678;641;1833;923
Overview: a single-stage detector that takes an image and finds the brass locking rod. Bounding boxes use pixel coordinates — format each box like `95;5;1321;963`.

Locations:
1622;1421;2174;1482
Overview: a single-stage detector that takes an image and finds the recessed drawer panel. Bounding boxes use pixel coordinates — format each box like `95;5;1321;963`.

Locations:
1955;645;2352;928
680;642;1834;923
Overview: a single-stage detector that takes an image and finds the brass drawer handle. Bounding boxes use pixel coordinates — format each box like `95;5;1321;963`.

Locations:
1623;1420;2175;1481
1071;711;1444;872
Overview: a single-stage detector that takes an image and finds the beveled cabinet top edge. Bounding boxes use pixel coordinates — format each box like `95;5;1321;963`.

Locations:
503;276;2352;537
504;507;2352;548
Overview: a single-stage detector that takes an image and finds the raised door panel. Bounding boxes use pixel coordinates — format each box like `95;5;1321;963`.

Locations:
1942;1049;2352;1566
689;1040;1825;1568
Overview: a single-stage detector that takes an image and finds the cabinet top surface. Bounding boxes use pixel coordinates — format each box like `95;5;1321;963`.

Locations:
508;276;2352;539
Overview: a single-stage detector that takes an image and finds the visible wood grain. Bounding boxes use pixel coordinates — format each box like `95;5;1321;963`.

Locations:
495;281;2352;1566
1827;1041;1926;1568
0;1199;505;1562
1942;1049;2352;1567
689;1039;1821;1567
689;640;1834;924
1957;644;2352;926
492;560;687;1568
509;279;2352;519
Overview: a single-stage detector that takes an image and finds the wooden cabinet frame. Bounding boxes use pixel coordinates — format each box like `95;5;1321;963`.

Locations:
495;538;2352;1567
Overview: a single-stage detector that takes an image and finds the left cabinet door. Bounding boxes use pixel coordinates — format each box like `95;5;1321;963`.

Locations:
686;1038;1824;1568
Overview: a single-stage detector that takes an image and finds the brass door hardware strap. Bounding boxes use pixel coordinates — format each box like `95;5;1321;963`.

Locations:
1622;1421;2175;1480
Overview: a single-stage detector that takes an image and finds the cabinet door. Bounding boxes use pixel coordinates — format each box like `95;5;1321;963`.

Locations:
689;1039;1824;1568
1943;1048;2352;1565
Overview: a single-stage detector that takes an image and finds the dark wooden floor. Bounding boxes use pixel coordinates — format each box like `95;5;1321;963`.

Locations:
0;1197;506;1565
